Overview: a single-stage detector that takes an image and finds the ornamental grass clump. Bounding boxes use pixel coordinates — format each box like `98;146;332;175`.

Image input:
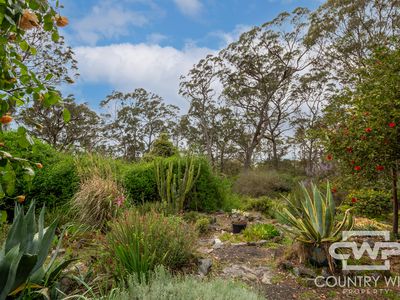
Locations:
107;210;196;283
72;175;125;231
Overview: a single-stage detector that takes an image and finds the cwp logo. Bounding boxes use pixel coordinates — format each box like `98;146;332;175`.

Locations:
329;231;400;271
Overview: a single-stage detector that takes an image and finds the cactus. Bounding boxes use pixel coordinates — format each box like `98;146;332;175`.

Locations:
0;202;73;299
155;157;201;213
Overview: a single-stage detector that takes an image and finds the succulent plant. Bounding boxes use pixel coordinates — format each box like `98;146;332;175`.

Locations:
0;202;73;299
155;157;201;213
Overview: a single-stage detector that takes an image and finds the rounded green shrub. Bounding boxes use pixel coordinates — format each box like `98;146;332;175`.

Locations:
345;189;392;218
243;196;272;216
27;156;79;208
195;217;211;234
242;223;280;241
123;156;227;211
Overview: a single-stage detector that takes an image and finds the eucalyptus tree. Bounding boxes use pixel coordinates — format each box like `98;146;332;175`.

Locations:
220;8;314;169
179;55;222;165
307;0;400;85
101;88;179;160
290;72;333;175
19;96;101;151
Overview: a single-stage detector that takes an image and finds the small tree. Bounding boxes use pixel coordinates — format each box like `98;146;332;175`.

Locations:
322;47;400;235
147;133;178;158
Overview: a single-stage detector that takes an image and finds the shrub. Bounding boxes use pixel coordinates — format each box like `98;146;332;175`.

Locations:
233;170;293;198
242;223;280;241
243;196;273;216
144;133;178;160
345;189;392;218
106;266;263;300
195;217;211;234
107;210;196;282
72;175;125;231
124;156;227;211
27;155;79;208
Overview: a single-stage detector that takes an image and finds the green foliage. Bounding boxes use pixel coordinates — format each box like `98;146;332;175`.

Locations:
28;156;79;207
146;133;178;159
0;202;72;299
107;210;196;283
106;266;263;300
155;156;201;213
243;196;273;216
123;162;159;203
124;156;227;211
0;0;68;203
279;182;354;245
345;189;392;219
195;217;211;234
242;223;280;241
233;170;293;198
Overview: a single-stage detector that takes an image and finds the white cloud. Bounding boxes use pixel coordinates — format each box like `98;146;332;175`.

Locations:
173;0;203;17
146;33;168;44
74;43;216;109
71;1;148;45
209;24;252;47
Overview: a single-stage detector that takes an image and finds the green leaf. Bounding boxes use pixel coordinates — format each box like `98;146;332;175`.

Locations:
63;108;71;122
51;31;59;42
19;41;29;52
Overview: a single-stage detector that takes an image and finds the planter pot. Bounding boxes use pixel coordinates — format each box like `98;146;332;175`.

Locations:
232;222;247;234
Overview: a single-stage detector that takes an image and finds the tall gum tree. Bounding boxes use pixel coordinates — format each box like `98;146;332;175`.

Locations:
219;8;314;169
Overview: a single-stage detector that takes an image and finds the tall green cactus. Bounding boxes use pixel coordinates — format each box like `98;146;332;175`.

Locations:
155;157;201;213
0;202;72;299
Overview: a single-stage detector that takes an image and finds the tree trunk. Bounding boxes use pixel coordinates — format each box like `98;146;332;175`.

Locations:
271;139;279;170
392;165;398;237
244;148;254;170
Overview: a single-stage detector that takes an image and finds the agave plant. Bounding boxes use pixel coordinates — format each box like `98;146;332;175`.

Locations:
0;202;74;299
279;182;353;245
279;182;353;272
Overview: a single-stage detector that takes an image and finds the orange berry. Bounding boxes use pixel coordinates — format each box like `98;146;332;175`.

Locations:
56;16;69;27
35;163;43;169
16;195;26;203
0;114;13;124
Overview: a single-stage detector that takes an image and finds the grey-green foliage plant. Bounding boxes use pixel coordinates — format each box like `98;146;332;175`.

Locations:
0;202;73;299
105;266;263;300
155;157;201;213
278;182;353;272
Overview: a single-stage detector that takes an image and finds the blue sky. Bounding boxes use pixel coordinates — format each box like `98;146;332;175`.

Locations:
59;0;321;111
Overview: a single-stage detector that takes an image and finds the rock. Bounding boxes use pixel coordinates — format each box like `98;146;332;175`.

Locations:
231;242;247;247
212;238;223;249
293;266;317;278
197;247;214;254
198;258;212;276
261;272;272;284
222;264;273;285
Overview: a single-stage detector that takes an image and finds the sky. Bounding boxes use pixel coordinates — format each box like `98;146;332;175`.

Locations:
59;0;321;111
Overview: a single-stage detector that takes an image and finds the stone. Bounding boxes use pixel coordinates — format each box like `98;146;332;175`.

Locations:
198;258;212;276
212;238;223;249
293;266;317;278
222;264;273;285
231;242;247;247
